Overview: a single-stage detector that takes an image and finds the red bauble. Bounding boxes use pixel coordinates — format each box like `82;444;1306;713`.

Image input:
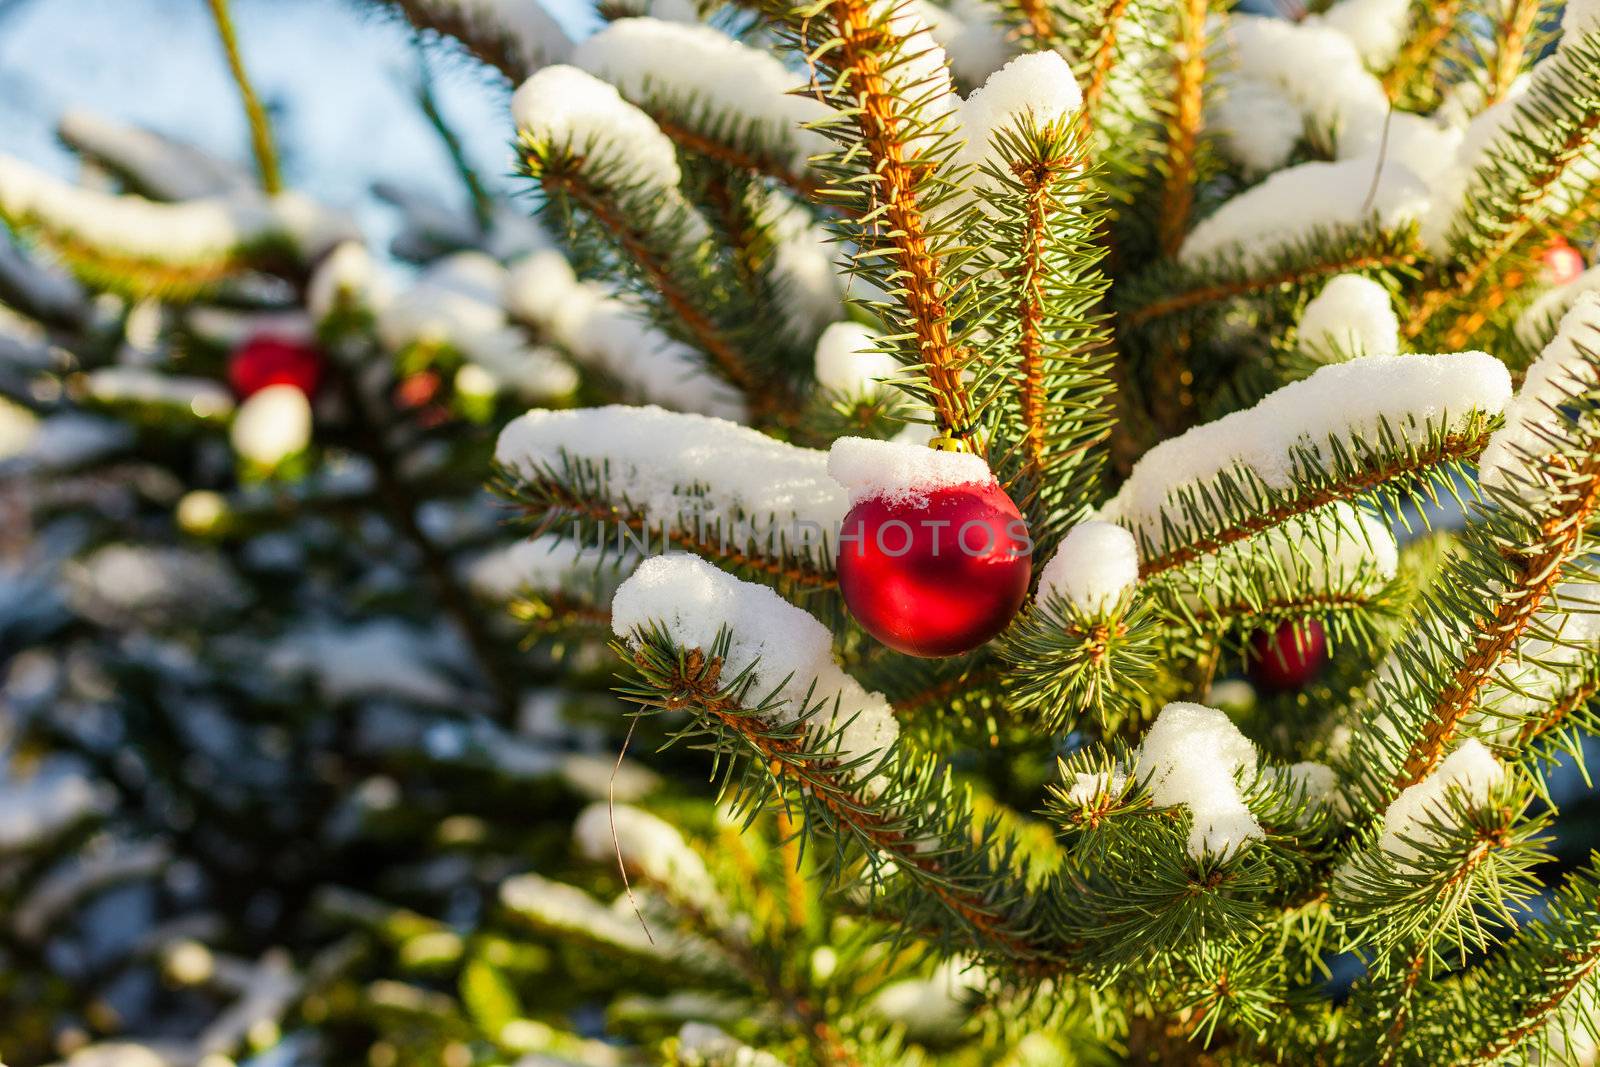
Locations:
1248;619;1328;692
228;334;325;400
836;481;1032;657
1540;239;1587;287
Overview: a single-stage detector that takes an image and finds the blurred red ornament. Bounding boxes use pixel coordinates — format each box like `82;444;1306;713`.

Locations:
1248;619;1327;692
228;334;325;400
1540;239;1586;287
836;481;1031;657
394;370;443;410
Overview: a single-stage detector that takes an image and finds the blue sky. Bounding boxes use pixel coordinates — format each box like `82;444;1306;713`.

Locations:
0;0;595;246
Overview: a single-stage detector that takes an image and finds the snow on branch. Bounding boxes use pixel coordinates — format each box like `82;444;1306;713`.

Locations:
0;154;352;298
1134;702;1264;861
611;555;898;779
1296;273;1402;362
58;110;252;201
376;251;577;402
1036;521;1138;618
572;17;831;190
574;801;722;913
1178;157;1430;269
389;0;573;80
1375;739;1504;867
505;250;746;420
1478;294;1600;493
513;65;685;194
493;405;845;585
1102;351;1508;565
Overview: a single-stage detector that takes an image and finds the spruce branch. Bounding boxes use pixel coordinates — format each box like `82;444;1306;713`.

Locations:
206;0;283;195
1418;855;1600;1065
966;119;1114;538
1155;0;1208;257
1383;0;1463;104
785;0;980;443
491;460;840;601
1080;0;1134;132
1121;226;1422;330
1131;423;1492;580
1405;34;1600;346
1485;0;1544;104
615;626;1073;974
1393;452;1600;791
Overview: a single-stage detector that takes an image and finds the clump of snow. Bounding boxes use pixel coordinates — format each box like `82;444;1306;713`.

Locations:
611;556;899;782
573;19;831;172
512;65;682;190
765;200;843;344
814;322;898;396
1565;0;1600;39
870;956;987;1041
574;802;719;910
467;533;625;602
1479;294;1600;492
270;619;467;708
506;254;744;419
1377;739;1503;865
0;153;274;264
1297;274;1401;360
1036;521;1139;614
1217;15;1387;148
1338;111;1463;189
0;755;107;851
0;397;40;460
418;0;574;70
1209;74;1305;174
58;109;251;200
231;383;312;467
83;366;233;418
496;406;848;554
66;544;245;628
1275;761;1340;807
379;252;576;402
1178;156;1430;268
1135;703;1262;860
677;1023;788;1067
1516;264;1600;350
5;413;131;471
501;872;662;955
827;436;993;507
1063;766;1129;806
1317;0;1411;67
308;241;393;322
955;52;1081;175
1102;352;1511;537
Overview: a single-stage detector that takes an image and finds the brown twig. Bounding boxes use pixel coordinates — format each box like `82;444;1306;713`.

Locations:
1394;452;1600;790
1157;0;1208;257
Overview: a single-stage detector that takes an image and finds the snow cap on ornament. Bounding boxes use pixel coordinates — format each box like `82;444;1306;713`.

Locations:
827;437;1031;658
827;435;995;507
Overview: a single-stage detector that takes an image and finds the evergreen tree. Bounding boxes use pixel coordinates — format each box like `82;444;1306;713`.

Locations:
1;0;1599;1064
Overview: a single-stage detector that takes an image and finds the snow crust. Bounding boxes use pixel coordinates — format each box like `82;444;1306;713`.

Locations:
511;65;681;189
1318;0;1412;67
956;52;1081;173
813;322;897;396
1037;521;1139;613
1516;264;1600;350
1479;294;1600;492
1297;274;1401;360
611;556;898;779
827;436;992;507
496;405;848;540
574;801;718;910
1377;739;1503;864
1135;703;1262;860
1103;352;1512;535
230;384;312;467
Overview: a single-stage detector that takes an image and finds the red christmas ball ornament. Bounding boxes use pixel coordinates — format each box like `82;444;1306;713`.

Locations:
1248;619;1328;692
836;474;1032;658
1540;239;1587;287
228;334;325;401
